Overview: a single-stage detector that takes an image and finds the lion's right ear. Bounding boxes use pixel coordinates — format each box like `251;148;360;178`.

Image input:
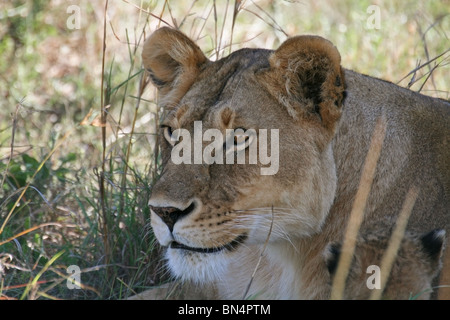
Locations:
142;27;208;107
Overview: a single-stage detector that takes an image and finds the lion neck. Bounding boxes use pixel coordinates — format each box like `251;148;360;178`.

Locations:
217;240;316;299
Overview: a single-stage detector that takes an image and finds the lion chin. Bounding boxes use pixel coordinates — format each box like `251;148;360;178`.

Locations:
151;206;250;284
166;247;232;284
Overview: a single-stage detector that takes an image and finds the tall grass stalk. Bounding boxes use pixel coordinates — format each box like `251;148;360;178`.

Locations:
369;186;419;300
330;115;387;300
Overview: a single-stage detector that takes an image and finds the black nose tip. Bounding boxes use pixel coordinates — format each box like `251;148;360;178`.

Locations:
150;202;196;232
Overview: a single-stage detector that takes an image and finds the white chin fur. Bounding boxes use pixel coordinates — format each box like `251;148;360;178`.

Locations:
166;248;231;284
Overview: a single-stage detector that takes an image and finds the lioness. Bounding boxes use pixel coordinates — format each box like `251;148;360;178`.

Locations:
141;27;449;299
324;228;446;300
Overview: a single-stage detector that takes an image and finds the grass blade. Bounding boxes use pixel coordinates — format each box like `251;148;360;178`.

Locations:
330;115;387;300
20;250;66;300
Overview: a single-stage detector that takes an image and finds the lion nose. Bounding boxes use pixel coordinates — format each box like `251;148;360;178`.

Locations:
150;202;196;232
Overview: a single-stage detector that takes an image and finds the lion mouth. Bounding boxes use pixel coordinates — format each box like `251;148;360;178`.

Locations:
170;234;247;254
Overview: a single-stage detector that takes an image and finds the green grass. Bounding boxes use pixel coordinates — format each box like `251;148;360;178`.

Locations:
0;0;448;299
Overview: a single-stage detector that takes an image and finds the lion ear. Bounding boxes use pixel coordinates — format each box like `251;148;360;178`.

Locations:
142;27;208;107
323;242;342;276
258;35;346;132
420;229;446;265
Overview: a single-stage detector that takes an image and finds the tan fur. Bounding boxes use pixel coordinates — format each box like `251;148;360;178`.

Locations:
324;228;446;300
139;27;450;300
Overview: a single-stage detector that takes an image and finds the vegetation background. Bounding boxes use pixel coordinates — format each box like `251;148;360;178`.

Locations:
0;0;448;299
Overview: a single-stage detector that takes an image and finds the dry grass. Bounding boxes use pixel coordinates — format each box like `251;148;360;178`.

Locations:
330;115;387;300
369;186;419;300
0;0;448;300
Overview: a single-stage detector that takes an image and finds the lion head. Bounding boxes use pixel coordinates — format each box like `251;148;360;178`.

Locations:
143;27;346;283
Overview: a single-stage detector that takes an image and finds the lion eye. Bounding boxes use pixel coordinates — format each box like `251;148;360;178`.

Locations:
225;128;256;153
234;133;249;148
163;126;176;146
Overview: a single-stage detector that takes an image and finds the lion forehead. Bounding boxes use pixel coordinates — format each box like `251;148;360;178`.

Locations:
174;48;272;116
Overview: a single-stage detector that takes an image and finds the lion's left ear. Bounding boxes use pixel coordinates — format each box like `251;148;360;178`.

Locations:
257;35;346;132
